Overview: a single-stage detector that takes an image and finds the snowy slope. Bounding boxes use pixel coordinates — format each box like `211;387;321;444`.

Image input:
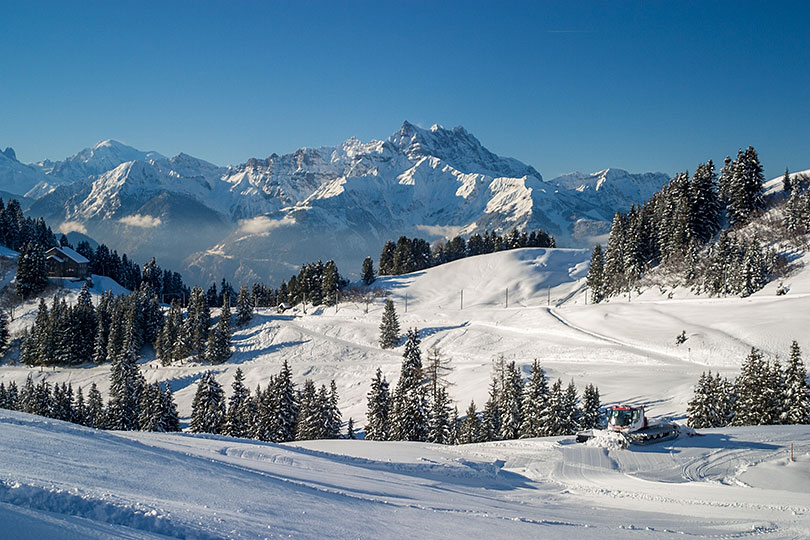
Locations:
3;246;808;430
0;409;808;539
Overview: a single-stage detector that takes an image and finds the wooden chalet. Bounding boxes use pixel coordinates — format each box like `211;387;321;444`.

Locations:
45;246;90;279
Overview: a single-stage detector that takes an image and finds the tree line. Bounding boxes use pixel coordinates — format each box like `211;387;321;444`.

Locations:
189;364;347;441
0;375;180;433
687;341;810;428
19;281;252;368
586;146;784;301
366;322;601;445
376;228;555;278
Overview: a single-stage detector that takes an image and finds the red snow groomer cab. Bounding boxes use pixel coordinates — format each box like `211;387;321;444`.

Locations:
576;404;679;446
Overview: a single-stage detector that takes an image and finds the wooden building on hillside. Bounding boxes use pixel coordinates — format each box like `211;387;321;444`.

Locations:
45;246;90;279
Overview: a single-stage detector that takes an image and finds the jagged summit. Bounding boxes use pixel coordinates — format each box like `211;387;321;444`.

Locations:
389;121;541;180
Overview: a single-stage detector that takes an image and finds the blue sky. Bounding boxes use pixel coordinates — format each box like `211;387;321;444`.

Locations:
1;0;807;179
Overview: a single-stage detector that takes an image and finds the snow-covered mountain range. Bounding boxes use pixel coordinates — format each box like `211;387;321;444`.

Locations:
1;123;670;284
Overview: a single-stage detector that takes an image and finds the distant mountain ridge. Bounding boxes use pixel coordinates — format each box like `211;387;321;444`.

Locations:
1;124;671;284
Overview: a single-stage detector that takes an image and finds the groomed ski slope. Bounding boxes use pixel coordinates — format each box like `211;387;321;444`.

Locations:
1;246;809;424
0;409;808;539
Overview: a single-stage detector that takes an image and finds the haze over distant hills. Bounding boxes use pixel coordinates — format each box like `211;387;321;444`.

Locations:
0;123;670;284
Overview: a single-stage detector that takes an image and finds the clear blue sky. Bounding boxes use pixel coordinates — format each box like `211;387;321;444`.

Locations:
1;0;808;179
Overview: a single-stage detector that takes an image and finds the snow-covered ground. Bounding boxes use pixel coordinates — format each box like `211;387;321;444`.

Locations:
2;246;810;538
0;409;808;539
2;246;809;425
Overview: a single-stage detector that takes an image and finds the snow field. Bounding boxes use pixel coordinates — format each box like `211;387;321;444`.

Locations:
2;247;810;427
1;409;809;539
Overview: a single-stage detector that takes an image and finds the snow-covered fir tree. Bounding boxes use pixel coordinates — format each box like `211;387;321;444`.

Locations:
561;380;581;434
0;310;9;357
733;348;772;426
235;285;254;327
273;360;299;442
390;328;428;441
586;245;605;303
519;360;549;438
106;333;145;431
346;417;356;439
86;382;105;428
361;256;376;286
498;361;523;440
295;379;321;440
15;241;48;299
205;298;232;364
378;299;400;349
321;260;339;306
427;386;452;444
138;382;165;431
580;383;601;429
540;379;566;436
458;400;482;444
783;341;810;424
190;371;226;434
224;368;252;438
365;367;391;441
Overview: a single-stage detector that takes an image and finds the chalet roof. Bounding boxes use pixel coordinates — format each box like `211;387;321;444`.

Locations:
46;246;90;264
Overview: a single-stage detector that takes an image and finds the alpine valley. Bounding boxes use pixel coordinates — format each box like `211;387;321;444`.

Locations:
1;123;669;284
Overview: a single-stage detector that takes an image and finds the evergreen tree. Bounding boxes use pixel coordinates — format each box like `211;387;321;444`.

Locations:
186;286;210;359
361;256;376;286
687;372;712;428
205;298;232;364
733;348;771;426
274;360;299;442
689;161;722;243
783;341;810;424
235;285;254;327
540;379;566;436
324;380;342;439
321;260;339;306
189;371;226;434
160;384;181;432
379;241;396;275
378;299;400;349
224;368;252;438
295;379;321;440
603;212;627;294
580;383;601;429
138;382;165;431
458;401;482;444
782;167;792;194
498;361;523;440
519;360;549;438
726;147;765;226
427;386;452;444
365;368;391;441
346;417;356;439
586;245;605;303
15;241;48;299
106;334;145;430
86;383;105;428
390;328;428;441
561;380;581;434
0;310;9;357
